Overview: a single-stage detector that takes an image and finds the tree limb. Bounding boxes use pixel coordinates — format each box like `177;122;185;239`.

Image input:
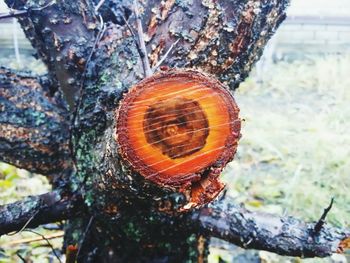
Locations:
191;196;350;258
0;191;83;236
87;0;289;92
4;0;99;108
0;67;72;175
141;0;289;90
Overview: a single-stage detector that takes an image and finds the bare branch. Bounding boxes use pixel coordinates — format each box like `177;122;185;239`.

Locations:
0;191;83;236
25;229;62;263
4;0;99;109
314;197;335;234
16;252;26;262
122;13;146;72
0;1;54;20
140;0;289;90
0;10;27;20
191;196;350;258
6;231;64;245
95;0;105;12
76;216;94;260
133;0;152;77
152;38;180;72
0;67;72;176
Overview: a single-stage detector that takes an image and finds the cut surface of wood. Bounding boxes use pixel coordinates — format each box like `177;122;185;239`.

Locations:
116;69;241;207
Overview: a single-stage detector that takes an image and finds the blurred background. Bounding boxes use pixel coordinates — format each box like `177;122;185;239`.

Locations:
0;0;350;262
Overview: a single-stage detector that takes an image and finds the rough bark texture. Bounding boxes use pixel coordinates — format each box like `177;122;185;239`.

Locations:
0;191;82;236
5;0;98;108
1;0;349;262
0;67;71;176
142;0;288;90
191;196;350;258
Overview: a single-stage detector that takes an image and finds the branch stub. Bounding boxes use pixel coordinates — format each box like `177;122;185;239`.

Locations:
116;69;241;208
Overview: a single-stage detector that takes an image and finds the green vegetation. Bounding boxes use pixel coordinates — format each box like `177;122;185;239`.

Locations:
211;55;350;262
227;55;350;227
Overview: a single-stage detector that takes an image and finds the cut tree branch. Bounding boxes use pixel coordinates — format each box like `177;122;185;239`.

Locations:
0;191;83;236
3;0;348;261
191;196;350;258
0;67;71;175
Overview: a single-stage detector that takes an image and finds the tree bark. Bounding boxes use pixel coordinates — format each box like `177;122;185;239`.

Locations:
191;196;350;258
1;0;349;262
0;67;71;176
5;0;98;108
1;193;348;259
0;191;82;236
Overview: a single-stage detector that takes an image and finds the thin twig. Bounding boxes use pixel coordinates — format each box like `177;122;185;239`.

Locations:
152;39;180;72
122;7;151;78
95;0;105;12
7;210;39;236
243;238;253;248
76;216;94;260
122;14;144;57
70;14;106;167
24;229;62;263
133;0;152;77
6;231;64;246
314;197;335;234
0;1;55;20
0;10;27;20
82;15;106;76
16;252;26;262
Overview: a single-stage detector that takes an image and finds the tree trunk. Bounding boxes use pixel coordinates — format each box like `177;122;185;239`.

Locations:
1;0;349;262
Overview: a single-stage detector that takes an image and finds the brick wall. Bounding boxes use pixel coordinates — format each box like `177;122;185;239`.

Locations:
280;17;350;43
0;21;31;50
268;16;350;57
